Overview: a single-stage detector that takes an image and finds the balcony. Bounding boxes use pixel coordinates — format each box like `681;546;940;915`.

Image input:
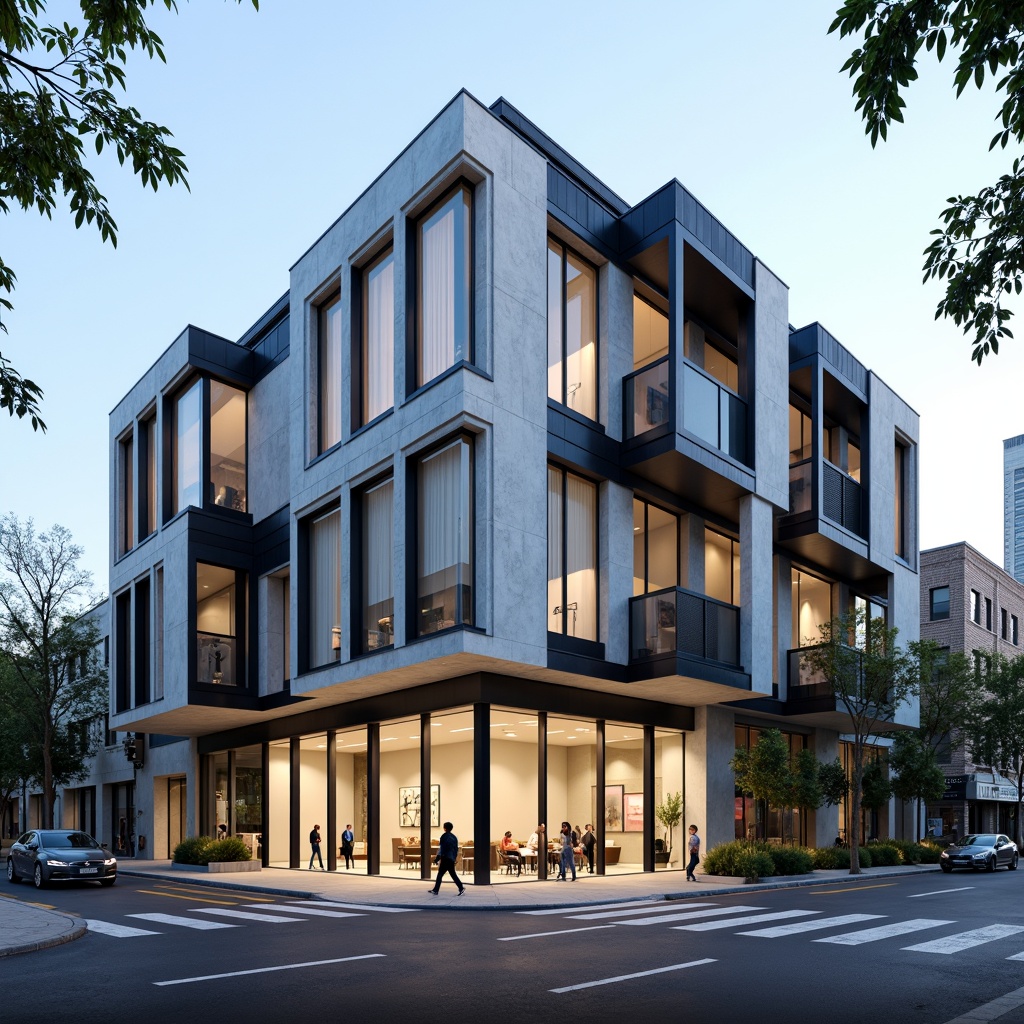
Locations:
822;461;864;538
629;587;740;666
196;631;238;686
625;356;670;438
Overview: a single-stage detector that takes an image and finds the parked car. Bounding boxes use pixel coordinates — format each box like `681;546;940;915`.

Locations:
939;833;1019;873
6;829;117;889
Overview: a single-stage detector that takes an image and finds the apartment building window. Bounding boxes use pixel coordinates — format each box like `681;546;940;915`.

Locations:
154;566;164;700
971;589;981;624
416;437;474;635
172;379;202;514
894;439;908;559
307;507;341;668
140;412;157;538
930;586;950;620
135;576;150;705
416;185;473;389
118;430;134;555
317;291;342;453
705;528;740;605
548;237;597;420
1002;607;1009;640
792;568;832;648
632;498;679;595
985;597;993;631
684;320;738;393
210;381;247;511
359;477;394;652
852;594;886;650
1013;614;1019;646
114;590;131;713
547;465;598;641
358;246;395;425
196;562;244;686
823;424;861;482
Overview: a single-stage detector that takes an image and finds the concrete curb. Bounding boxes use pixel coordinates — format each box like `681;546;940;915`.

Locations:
0;905;87;959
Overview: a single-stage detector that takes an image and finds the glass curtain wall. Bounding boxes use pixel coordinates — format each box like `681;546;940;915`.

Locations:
196;563;239;685
427;709;474;876
234;745;262;860
655;729;685;870
705;528;739;604
362;248;394;423
267;739;290;867
547;238;597;420
335;727;367;869
299;734;328;869
546;716;597;878
174;380;202;513
362;479;394;651
209;381;247;511
547;467;598;640
734;725;807;844
604;722;643;873
318;293;342;452
792;569;832;648
379;717;422;876
167;778;186;858
490;708;538;882
212;752;229;838
633;498;680;595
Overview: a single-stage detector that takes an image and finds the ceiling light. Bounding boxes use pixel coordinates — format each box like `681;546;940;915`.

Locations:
381;737;397;742
450;726;474;733
503;730;517;738
548;730;564;735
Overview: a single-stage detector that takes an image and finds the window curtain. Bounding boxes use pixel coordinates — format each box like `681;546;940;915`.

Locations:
309;509;340;666
365;253;394;422
547;241;563;403
319;299;342;451
176;381;201;512
419;205;455;386
564;253;596;420
565;472;597;640
547;466;563;632
363;479;393;628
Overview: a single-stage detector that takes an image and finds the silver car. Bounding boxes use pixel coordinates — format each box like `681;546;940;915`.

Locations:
7;829;117;889
939;833;1019;873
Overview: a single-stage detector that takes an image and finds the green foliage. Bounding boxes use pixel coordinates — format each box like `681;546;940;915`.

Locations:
880;838;922;864
655;791;683;854
731;728;794;809
200;837;252;864
0;0;258;427
792;748;823;811
702;840;812;878
737;849;776;883
172;835;212;865
811;845;873;869
912;640;981;755
915;841;944;864
766;844;815;876
861;758;892;812
830;0;1024;364
865;842;900;866
818;757;849;808
890;732;946;807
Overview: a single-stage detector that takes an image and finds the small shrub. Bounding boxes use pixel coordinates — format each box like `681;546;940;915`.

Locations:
884;839;921;864
767;845;814;876
200;837;252;864
703;839;770;876
811;845;873;869
173;835;213;865
866;842;900;867
915;841;943;864
737;849;776;883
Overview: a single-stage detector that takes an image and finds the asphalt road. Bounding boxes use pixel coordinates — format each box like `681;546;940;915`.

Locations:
6;871;1024;1019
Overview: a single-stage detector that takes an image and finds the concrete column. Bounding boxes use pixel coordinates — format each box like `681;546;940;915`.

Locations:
775;552;793;698
740;493;774;694
814;729;839;848
603;481;633;664
680;513;705;592
685;705;736;853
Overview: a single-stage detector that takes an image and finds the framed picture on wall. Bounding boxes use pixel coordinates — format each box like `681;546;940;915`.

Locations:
399;785;441;828
605;785;624;832
624;792;644;832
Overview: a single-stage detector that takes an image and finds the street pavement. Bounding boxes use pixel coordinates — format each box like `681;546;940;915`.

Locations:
0;858;935;957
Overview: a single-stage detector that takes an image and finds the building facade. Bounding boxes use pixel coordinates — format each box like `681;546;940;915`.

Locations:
921;542;1024;837
102;92;920;881
1004;434;1024;584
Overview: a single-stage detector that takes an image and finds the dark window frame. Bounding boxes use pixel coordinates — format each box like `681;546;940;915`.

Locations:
930;586;950;621
351;242;395;431
316;288;342;456
547;462;600;641
351;471;395;656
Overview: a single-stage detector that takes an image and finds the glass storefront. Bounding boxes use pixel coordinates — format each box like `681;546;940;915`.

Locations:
734;725;808;845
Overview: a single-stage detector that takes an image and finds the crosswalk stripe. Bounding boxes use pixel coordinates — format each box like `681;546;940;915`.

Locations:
287;900;418;914
86;919;160;938
568;902;722;921
620;906;767;927
519;901;660;917
190;908;305;924
903;925;1024;954
739;914;884;938
244;904;363;919
128;913;237;930
675;910;818;932
816;919;953;946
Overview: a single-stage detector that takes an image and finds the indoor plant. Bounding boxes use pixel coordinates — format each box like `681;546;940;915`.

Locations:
655;791;683;865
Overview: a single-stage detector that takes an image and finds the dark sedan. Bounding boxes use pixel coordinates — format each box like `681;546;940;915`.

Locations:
6;829;117;889
939;833;1019;873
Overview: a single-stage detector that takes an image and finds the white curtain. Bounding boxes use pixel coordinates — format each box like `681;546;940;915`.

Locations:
366;254;394;421
176;381;201;511
364;479;393;609
309;509;340;666
565;473;597;640
419;204;455;385
547;466;563;632
419;442;462;577
564;253;596;420
320;299;342;450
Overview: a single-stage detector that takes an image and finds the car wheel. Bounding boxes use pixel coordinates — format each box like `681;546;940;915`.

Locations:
99;877;115;887
6;858;18;884
940;863;953;873
987;855;997;873
1009;853;1019;871
33;863;45;889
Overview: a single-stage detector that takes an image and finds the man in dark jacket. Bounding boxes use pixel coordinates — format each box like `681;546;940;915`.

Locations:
429;821;465;896
308;824;324;870
581;824;596;874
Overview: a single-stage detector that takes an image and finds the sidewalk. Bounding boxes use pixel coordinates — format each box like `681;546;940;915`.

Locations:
0;860;936;957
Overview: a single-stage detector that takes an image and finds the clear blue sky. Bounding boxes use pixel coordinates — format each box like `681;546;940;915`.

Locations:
1;0;1017;591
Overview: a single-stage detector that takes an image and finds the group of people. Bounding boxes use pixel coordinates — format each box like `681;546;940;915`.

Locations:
307;823;357;870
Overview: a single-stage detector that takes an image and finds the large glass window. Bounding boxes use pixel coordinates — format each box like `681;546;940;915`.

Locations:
308;508;341;667
416;438;473;636
318;291;342;453
684;320;738;392
548;238;597;420
361;248;394;424
734;725;807;844
336;727;367;871
490;708;538;883
655;729;685;871
267;739;290;867
210;381;247;512
633;498;680;596
234;746;262;860
894;440;908;558
196;563;242;686
548;466;598;641
173;380;202;514
119;431;134;555
792;568;832;648
705;528;739;605
633;294;668;370
299;734;328;868
361;478;394;652
417;185;472;388
141;413;157;538
604;722;642;873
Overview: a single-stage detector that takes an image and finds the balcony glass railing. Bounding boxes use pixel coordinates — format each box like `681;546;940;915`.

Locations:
624;356;670;438
682;362;748;464
629;586;740;667
197;631;238;685
788;643;876;698
789;459;811;514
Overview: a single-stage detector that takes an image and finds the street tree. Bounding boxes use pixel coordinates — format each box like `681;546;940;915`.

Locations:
830;1;1024;364
819;757;850;811
0;516;106;827
0;0;258;430
731;728;796;840
860;757;893;832
889;732;946;839
802;609;916;873
912;640;981;753
792;747;824;820
0;654;33;837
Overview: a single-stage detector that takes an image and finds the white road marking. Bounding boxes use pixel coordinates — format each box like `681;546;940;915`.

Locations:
242;904;363;918
909;887;974;898
675;910;818;932
498;925;616;942
519;900;660;916
903;924;1024;954
817;919;953;945
189;908;304;923
85;919;160;938
939;983;1024;1023
287;900;418;913
739;914;883;938
128;913;236;930
550;959;716;994
154;954;385;987
568;902;721;921
618;906;768;927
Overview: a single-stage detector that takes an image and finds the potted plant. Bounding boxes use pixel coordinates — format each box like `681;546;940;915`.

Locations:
655;791;683;865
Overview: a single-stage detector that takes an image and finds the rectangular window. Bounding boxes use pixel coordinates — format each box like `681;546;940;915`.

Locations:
1002;607;1008;640
210;381;247;511
154;567;164;700
986;597;993;631
792;568;832;648
632;498;680;596
417;438;473;635
894;440;907;558
417;185;472;388
705;528;740;605
360;247;395;424
789;405;813;464
114;590;131;713
684;320;738;392
307;508;341;668
134;577;150;706
196;563;243;685
632;294;668;370
547;465;598;641
140;413;157;538
548;238;597;420
1013;614;1019;646
119;432;134;555
971;589;981;624
317;292;342;453
930;586;950;620
360;478;394;652
173;380;202;514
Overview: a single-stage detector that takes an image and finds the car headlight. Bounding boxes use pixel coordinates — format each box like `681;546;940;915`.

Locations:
940;851;948;859
46;858;68;867
104;858;116;866
972;852;988;859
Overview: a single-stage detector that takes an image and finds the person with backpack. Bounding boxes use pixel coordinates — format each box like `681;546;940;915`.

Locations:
686;823;701;882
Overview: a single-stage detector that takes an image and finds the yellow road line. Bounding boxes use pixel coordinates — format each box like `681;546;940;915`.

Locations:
153;883;277;902
810;883;896;895
136;889;241;906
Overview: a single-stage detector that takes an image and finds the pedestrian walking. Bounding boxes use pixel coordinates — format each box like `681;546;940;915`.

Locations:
429;821;465;895
686;823;700;881
308;823;325;870
340;824;355;869
581;824;596;873
557;821;577;880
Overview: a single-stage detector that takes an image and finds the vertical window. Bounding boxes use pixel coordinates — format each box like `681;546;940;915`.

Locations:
789;405;813;463
154;567;164;700
1013;614;1019;646
971;589;981;624
684;321;738;392
134;577;150;706
119;432;134;555
141;413;157;538
361;247;395;424
308;508;341;667
547;465;598;641
417;185;472;388
705;528;740;605
930;586;950;621
196;563;243;685
632;294;668;370
417;438;473;635
317;292;342;453
361;478;394;651
792;569;832;648
210;381;247;511
986;597;993;631
894;440;907;558
632;498;680;596
114;590;131;713
547;238;597;420
1002;607;1009;640
173;380;202;514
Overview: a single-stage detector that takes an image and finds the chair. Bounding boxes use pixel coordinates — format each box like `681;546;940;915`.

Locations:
500;848;522;876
